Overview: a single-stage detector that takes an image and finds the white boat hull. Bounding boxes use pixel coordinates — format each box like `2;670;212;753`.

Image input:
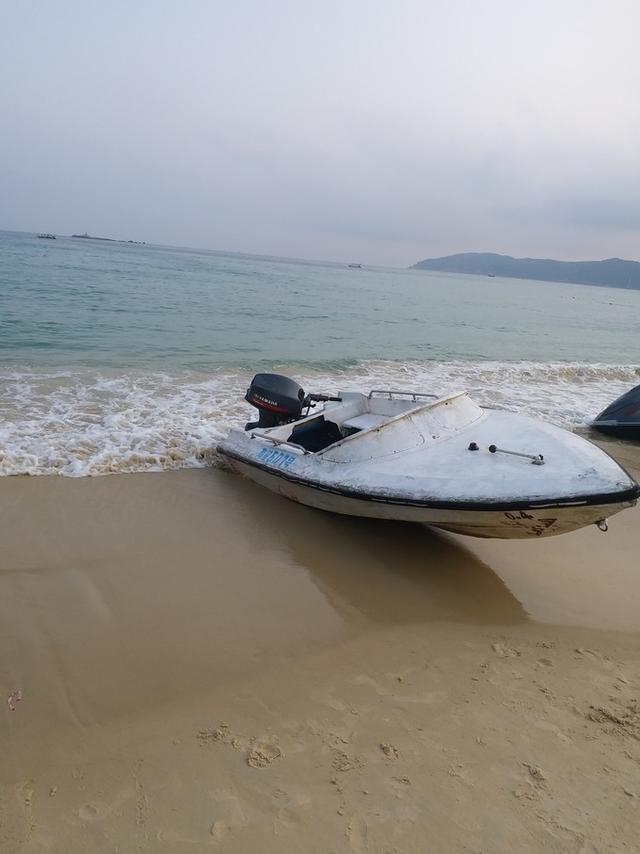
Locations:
225;457;634;539
218;388;639;540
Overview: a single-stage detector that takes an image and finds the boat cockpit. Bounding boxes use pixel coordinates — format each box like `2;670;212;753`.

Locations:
243;372;440;454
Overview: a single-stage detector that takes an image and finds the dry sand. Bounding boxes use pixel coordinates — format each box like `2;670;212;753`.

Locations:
1;436;639;853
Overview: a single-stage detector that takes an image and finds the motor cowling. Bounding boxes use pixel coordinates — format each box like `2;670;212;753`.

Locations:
245;373;306;430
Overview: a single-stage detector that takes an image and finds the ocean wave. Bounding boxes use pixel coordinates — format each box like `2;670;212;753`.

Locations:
0;362;638;476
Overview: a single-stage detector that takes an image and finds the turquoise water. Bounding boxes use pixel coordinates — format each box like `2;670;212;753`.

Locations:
1;229;639;475
2;230;639;369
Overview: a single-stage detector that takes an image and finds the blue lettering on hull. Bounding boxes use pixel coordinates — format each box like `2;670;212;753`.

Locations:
256;447;297;470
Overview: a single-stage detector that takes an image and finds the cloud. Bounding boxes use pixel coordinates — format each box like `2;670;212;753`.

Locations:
2;0;640;264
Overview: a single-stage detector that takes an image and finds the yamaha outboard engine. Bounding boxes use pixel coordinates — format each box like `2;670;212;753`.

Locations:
245;373;306;430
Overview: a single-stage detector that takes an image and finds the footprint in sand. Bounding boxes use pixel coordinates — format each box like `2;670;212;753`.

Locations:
78;787;135;821
380;743;399;760
332;750;364;773
346;814;370;853
78;803;100;821
159;787;251;846
355;674;390;696
272;788;312;833
523;762;546;783
311;686;348;712
17;779;36;841
209;787;250;842
247;741;282;768
534;720;571;743
492;643;521;658
512;763;548;801
390;776;412;799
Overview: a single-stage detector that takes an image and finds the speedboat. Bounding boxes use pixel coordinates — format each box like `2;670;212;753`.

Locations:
591;384;640;440
217;374;639;539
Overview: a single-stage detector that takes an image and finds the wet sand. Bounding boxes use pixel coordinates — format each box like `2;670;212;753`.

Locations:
1;438;639;852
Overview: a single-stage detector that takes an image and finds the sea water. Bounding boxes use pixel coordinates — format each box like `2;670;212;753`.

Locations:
1;230;639;475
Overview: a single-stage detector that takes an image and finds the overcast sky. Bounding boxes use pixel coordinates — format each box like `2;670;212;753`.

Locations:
1;0;639;266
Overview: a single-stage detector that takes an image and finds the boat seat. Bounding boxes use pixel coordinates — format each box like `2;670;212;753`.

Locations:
287;417;343;452
342;413;388;432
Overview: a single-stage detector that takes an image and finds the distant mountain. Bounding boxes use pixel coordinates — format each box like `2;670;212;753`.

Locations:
412;252;640;290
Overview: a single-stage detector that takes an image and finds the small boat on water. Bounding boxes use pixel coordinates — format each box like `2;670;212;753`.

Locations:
37;233;56;239
217;374;639;539
591;385;640;440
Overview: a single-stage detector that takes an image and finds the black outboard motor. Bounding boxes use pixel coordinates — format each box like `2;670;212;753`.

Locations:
245;373;306;430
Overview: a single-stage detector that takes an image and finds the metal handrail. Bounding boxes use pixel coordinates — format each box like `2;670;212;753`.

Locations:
367;389;439;401
250;432;311;454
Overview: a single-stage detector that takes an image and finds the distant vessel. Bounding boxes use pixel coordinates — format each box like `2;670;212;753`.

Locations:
348;263;362;269
37;233;56;239
71;232;114;241
71;232;145;244
487;273;496;277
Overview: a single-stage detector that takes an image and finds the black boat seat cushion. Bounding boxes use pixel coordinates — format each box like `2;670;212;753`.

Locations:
287;417;343;452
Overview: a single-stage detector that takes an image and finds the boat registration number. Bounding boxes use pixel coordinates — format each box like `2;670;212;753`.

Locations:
257;447;296;470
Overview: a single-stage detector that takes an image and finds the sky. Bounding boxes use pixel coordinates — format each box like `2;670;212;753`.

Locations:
1;0;639;266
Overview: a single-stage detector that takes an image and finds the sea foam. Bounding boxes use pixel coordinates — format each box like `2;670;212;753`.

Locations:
0;362;637;476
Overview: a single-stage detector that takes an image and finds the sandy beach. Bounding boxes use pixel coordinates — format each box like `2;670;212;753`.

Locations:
1;436;639;853
5;1;640;849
